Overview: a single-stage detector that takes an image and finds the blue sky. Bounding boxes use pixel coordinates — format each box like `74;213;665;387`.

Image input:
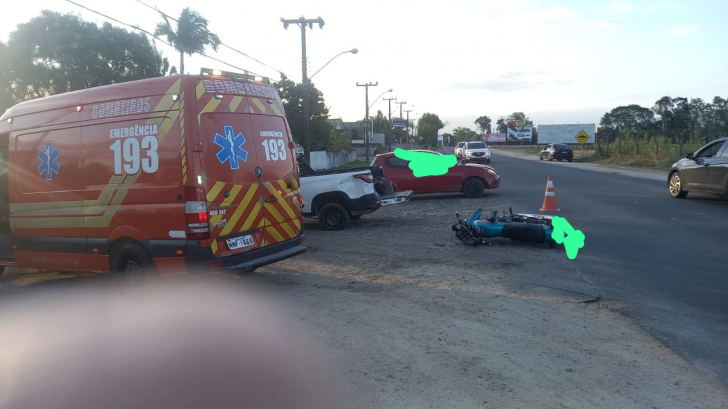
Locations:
2;0;726;132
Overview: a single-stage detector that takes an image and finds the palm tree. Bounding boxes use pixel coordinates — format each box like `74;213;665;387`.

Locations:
154;8;221;75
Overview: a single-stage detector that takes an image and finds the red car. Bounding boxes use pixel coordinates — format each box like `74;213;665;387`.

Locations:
371;151;501;198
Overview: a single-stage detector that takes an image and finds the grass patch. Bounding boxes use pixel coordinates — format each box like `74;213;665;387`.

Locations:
573;153;674;169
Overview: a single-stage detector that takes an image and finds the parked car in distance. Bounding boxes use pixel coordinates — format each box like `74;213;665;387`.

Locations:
371;151;501;198
455;142;466;158
668;137;728;199
540;144;574;162
462;141;491;163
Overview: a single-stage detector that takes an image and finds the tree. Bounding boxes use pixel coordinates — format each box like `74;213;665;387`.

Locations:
373;110;389;133
373;110;395;149
2;11;168;108
652;96;674;135
474;115;492;134
417;113;444;147
154;7;221;75
671;97;690;131
710;96;728;141
509;112;527;121
0;42;14;115
600;104;656;131
275;75;333;151
452;127;478;142
496;117;507;133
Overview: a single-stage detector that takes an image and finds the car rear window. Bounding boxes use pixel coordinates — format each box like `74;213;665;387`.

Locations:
554;144;569;150
467;142;486;149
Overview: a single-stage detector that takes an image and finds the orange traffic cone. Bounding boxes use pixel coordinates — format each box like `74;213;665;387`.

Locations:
539;176;560;212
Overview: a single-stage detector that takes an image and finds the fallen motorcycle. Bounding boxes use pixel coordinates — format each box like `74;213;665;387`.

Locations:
452;208;558;248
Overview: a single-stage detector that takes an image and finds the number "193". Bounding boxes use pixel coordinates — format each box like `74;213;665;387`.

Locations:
261;139;287;161
110;136;159;175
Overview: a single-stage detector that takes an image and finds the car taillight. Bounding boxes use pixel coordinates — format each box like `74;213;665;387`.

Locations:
184;186;210;240
353;173;373;183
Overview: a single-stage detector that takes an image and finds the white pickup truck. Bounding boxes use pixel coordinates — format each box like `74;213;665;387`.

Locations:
296;154;413;230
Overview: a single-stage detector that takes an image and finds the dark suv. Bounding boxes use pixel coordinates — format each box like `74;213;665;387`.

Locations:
540;144;573;162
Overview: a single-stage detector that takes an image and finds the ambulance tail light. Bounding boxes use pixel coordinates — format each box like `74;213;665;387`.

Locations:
184;186;210;240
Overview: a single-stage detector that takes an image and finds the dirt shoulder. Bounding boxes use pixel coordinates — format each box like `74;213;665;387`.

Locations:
253;195;728;408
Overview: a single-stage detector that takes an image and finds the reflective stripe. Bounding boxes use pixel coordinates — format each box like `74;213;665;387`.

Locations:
547;181;554;188
545;192;556;197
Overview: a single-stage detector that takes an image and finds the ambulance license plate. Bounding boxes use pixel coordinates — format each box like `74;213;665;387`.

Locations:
226;235;254;250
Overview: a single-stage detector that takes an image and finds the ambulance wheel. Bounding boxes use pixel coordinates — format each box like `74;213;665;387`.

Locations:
318;203;350;231
111;243;158;289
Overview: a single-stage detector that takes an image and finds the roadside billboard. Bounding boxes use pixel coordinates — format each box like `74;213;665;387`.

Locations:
538;124;596;144
506;120;533;142
482;133;506;143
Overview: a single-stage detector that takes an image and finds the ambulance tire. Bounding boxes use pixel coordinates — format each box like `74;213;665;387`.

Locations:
111;242;158;290
318;203;350;231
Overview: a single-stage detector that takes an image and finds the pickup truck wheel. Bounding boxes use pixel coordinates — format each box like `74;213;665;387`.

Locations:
318;203;350;231
462;178;485;198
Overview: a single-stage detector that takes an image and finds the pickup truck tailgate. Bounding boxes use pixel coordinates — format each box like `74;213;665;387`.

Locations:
379;190;414;205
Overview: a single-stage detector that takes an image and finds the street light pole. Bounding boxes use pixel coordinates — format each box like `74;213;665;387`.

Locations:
281;16;325;166
367;89;393;157
308;48;358;81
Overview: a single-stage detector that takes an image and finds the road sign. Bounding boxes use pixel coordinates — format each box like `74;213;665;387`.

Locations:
409;138;415;144
393;119;407;128
575;130;590;144
419;136;423;141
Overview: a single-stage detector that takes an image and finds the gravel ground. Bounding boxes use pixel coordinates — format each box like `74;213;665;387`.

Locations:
1;190;726;408
244;193;728;409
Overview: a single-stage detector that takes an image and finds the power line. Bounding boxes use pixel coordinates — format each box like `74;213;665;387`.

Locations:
65;1;265;77
133;0;285;77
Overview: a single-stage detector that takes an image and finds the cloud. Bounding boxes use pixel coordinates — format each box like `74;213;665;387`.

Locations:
593;20;623;30
601;1;633;13
669;25;704;34
451;72;569;93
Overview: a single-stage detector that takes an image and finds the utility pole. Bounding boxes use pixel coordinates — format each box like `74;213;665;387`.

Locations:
404;108;413;148
383;96;397;151
281;16;325;166
357;82;378;162
396;101;407;119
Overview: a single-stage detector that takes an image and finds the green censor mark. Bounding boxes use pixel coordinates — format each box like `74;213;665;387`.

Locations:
393;148;457;177
550;216;585;260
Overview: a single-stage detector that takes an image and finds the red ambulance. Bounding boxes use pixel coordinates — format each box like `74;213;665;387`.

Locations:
0;71;305;287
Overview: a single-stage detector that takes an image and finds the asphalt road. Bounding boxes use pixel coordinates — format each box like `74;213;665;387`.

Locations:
451;145;728;385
